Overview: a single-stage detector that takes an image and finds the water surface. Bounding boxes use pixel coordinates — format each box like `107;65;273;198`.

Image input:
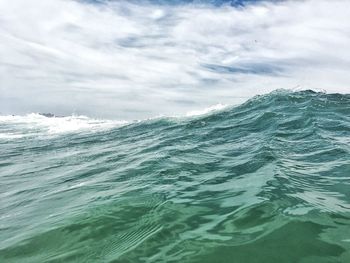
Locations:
1;90;350;262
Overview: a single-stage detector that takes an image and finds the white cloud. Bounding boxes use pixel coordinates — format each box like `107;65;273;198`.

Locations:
0;0;349;119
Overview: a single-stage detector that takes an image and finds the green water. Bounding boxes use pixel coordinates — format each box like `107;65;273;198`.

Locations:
1;90;350;262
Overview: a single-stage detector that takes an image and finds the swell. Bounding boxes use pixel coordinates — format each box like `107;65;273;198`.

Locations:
0;90;350;262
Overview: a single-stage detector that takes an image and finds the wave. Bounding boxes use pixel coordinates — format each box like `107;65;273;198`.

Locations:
0;89;341;138
0;113;128;138
0;103;230;139
0;90;350;262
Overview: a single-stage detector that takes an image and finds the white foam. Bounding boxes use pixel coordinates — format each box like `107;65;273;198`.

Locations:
185;103;228;117
0;133;28;139
0;104;231;140
0;113;128;138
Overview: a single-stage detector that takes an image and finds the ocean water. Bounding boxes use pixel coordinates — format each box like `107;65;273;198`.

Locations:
0;90;349;263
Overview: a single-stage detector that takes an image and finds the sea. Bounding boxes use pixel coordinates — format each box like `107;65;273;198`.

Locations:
1;90;349;262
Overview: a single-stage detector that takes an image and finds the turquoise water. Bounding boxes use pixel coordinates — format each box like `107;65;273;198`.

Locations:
1;90;350;262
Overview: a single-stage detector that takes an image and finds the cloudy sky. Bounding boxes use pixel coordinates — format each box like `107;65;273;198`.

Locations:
0;0;349;119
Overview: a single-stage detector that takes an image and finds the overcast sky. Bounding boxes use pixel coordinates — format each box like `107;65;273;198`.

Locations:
0;0;349;119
